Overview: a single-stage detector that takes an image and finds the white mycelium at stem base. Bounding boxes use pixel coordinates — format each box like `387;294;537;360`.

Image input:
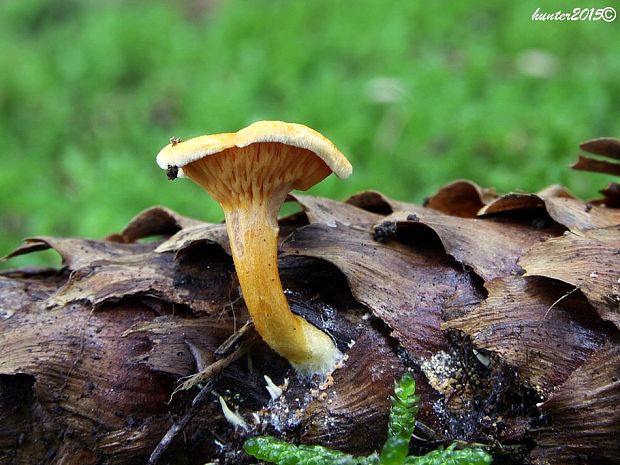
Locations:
182;143;341;374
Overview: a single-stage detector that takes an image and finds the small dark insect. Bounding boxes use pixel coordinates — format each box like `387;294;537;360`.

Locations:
406;213;419;222
166;165;179;180
169;136;182;146
584;203;593;212
373;220;398;243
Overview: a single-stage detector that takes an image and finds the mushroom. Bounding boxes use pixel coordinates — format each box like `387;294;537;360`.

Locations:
156;121;352;374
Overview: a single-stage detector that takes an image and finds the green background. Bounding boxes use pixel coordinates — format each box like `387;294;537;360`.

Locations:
1;0;619;269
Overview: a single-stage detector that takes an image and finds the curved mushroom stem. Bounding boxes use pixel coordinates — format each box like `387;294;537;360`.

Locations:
222;197;341;375
181;144;341;374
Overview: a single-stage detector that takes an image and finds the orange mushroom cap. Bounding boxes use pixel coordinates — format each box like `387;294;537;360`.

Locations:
156;120;352;183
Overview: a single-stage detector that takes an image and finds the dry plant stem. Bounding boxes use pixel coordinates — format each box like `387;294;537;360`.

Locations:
174;333;258;394
148;378;216;465
150;334;258;465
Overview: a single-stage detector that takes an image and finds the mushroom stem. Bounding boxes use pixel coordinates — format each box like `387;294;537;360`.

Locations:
222;198;341;374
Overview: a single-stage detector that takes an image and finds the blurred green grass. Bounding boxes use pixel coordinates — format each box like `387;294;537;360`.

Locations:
1;0;619;269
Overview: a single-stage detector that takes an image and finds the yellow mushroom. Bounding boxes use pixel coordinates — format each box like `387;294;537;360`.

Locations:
157;121;352;374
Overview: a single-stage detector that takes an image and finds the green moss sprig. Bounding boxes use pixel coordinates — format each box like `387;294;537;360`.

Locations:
244;373;492;465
